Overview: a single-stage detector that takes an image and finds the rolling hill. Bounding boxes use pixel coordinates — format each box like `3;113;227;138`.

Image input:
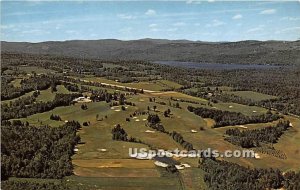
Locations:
2;39;300;65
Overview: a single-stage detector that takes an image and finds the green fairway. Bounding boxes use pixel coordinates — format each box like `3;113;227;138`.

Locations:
10;78;22;87
7;74;300;189
36;85;72;102
80;76;183;91
66;175;182;190
224;91;277;101
18;66;58;74
213;102;268;116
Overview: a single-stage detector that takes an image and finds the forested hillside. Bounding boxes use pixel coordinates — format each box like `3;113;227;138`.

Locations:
2;39;300;65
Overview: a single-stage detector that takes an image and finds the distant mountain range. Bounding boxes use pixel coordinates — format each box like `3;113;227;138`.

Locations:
2;39;300;65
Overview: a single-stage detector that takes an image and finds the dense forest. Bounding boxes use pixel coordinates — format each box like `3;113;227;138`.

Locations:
169;131;194;151
225;120;291;148
1;121;81;180
1;180;70;190
187;106;281;127
1;93;82;120
1;75;57;100
2;40;299;65
2;52;299;115
200;158;300;190
111;124;128;141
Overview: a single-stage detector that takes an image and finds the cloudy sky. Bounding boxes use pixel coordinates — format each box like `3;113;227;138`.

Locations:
1;1;300;42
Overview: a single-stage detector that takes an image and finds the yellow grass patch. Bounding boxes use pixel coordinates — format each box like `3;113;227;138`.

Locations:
74;167;160;178
73;159;155;169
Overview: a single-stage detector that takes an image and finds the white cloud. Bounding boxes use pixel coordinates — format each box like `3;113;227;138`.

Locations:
260;9;276;15
149;24;158;32
145;9;156;16
207;0;215;3
55;24;62;30
65;30;77;34
117;14;136;20
186;0;202;4
232;14;243;20
280;17;300;21
246;25;264;33
167;28;178;32
275;27;300;34
0;24;16;29
119;27;132;33
206;19;225;27
150;28;159;32
89;33;98;37
247;28;262;33
22;29;50;35
173;22;186;27
149;24;157;28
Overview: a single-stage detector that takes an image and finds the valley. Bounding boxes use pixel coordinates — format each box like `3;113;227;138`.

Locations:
1;52;300;189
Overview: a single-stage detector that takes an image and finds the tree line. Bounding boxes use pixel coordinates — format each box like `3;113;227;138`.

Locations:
187;106;281;128
2;52;300;116
2;93;82;120
1;121;81;180
200;158;300;190
225;120;290;148
1;75;58;100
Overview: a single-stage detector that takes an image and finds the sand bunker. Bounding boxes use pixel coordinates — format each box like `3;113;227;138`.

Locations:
229;105;233;108
253;110;257;113
98;148;107;152
191;130;197;133
111;106;119;110
154;161;168;168
142;118;147;121
239;125;248;129
145;130;155;133
175;165;185;170
114;109;121;112
254;153;261;159
181;164;191;168
135;119;140;121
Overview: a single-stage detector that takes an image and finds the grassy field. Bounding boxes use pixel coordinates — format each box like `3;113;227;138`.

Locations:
224;90;277;101
36;85;72;102
212;102;267;116
66;175;182;190
10;78;23;87
18;66;58;74
152;91;206;101
18;91;299;170
2;91;35;104
80;76;183;91
10;77;300;188
2;85;72;105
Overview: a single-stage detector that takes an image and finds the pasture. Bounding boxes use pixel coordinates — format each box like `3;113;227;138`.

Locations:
224;90;277;101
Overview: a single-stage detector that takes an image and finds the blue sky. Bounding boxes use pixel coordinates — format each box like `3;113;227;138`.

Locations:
1;1;300;42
